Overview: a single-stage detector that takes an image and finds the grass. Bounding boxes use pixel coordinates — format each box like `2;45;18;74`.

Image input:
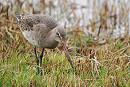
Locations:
0;0;130;87
0;37;129;86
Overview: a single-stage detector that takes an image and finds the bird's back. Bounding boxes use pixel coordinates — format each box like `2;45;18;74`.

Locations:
15;12;58;47
15;13;58;32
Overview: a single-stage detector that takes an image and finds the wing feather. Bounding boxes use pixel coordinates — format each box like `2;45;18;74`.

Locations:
18;14;58;32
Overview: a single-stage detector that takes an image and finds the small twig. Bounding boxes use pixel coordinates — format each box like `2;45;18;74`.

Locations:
97;25;102;36
5;27;14;40
89;59;102;66
91;60;94;77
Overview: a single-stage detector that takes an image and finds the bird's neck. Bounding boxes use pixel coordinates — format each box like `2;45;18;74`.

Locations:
48;28;57;39
43;29;59;49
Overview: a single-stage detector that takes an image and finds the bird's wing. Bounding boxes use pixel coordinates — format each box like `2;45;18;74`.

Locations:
15;13;58;32
37;15;58;31
32;23;50;45
33;23;49;36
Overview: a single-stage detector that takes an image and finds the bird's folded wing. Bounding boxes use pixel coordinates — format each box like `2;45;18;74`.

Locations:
33;23;49;39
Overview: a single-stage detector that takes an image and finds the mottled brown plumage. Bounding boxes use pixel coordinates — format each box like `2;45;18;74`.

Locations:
15;12;73;74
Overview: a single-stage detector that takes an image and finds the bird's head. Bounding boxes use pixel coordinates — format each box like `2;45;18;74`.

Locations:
54;26;66;43
54;26;74;68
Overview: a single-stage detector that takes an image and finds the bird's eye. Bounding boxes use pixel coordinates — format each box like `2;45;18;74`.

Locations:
56;32;60;37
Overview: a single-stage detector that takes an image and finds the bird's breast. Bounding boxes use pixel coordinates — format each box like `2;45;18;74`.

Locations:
45;41;59;49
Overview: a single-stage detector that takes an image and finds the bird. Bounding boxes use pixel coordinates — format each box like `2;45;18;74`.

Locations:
15;12;74;74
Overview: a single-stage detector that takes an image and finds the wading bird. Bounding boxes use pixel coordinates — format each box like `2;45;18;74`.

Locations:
15;12;73;74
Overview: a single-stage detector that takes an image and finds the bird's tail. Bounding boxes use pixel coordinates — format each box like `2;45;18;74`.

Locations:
15;12;21;21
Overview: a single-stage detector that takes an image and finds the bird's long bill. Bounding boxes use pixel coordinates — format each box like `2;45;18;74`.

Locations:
61;41;74;68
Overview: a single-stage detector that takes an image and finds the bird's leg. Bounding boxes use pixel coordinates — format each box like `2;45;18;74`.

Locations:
40;48;44;75
40;48;44;67
34;47;39;74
